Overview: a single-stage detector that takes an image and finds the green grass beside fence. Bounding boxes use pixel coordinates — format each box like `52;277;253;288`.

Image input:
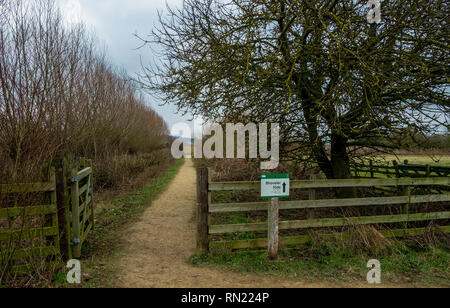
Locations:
191;234;450;287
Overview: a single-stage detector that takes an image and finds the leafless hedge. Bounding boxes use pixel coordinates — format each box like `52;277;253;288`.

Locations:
0;0;168;183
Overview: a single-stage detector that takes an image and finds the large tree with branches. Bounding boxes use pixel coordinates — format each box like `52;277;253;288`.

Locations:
141;0;449;189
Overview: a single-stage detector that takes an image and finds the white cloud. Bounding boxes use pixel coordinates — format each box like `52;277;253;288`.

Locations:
57;0;190;129
60;0;84;25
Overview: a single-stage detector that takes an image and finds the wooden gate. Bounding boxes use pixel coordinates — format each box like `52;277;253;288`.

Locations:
69;159;94;259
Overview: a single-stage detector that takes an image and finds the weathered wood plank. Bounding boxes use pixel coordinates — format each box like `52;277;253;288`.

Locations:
77;167;92;176
209;193;450;213
0;204;57;218
79;183;89;196
307;175;316;219
210;201;268;213
0;227;58;242
73;167;92;182
268;198;279;259
209;181;260;191
209;222;265;234
197;168;209;254
209;211;450;234
354;164;450;178
278;211;450;230
402;186;411;229
10;261;60;276
0;182;55;194
79;196;92;216
9;246;58;261
81;221;93;244
292;178;450;189
354;169;399;176
48;166;60;254
71;168;81;259
209;177;450;191
53;157;71;260
81;200;93;227
210;226;450;250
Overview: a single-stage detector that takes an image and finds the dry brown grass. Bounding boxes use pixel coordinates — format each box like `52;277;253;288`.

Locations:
346;225;392;251
408;224;450;250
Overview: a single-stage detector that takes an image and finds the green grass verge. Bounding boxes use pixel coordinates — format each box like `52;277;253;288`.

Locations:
52;158;185;288
190;241;450;287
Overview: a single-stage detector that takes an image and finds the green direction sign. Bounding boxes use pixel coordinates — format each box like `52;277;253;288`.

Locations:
261;174;290;198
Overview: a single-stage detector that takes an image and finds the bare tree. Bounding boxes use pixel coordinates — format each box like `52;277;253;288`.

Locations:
141;0;449;195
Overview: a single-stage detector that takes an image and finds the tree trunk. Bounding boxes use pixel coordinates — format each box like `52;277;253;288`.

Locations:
301;97;333;179
313;142;333;179
330;133;356;198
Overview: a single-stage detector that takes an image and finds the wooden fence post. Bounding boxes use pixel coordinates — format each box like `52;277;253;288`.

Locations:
208;168;212;206
307;175;316;219
197;168;209;254
42;166;54;246
87;159;95;230
71;168;81;259
369;160;374;178
268;198;280;260
393;160;400;178
402;160;410;177
402;185;411;230
48;166;60;252
53;158;71;260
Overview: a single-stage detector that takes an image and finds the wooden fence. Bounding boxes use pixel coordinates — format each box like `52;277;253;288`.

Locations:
353;160;450;179
0;158;94;275
0;169;60;275
196;168;450;257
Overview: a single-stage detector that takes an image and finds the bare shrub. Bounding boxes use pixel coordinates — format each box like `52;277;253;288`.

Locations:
0;0;169;185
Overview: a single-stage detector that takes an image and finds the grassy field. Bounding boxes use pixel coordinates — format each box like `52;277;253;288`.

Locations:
376;155;450;166
353;154;450;179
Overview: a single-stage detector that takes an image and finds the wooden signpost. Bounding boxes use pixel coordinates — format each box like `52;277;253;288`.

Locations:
261;174;290;259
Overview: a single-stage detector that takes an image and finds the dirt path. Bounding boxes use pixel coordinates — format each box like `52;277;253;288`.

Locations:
114;160;397;288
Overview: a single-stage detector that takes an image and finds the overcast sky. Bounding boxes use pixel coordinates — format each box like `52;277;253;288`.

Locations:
60;0;196;138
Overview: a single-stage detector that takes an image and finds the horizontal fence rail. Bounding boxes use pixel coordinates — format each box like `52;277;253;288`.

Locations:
209;177;450;191
0;204;58;218
211;226;450;251
352;160;450;179
0;226;59;242
0;182;56;194
209;212;450;234
197;168;450;256
209;193;450;213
